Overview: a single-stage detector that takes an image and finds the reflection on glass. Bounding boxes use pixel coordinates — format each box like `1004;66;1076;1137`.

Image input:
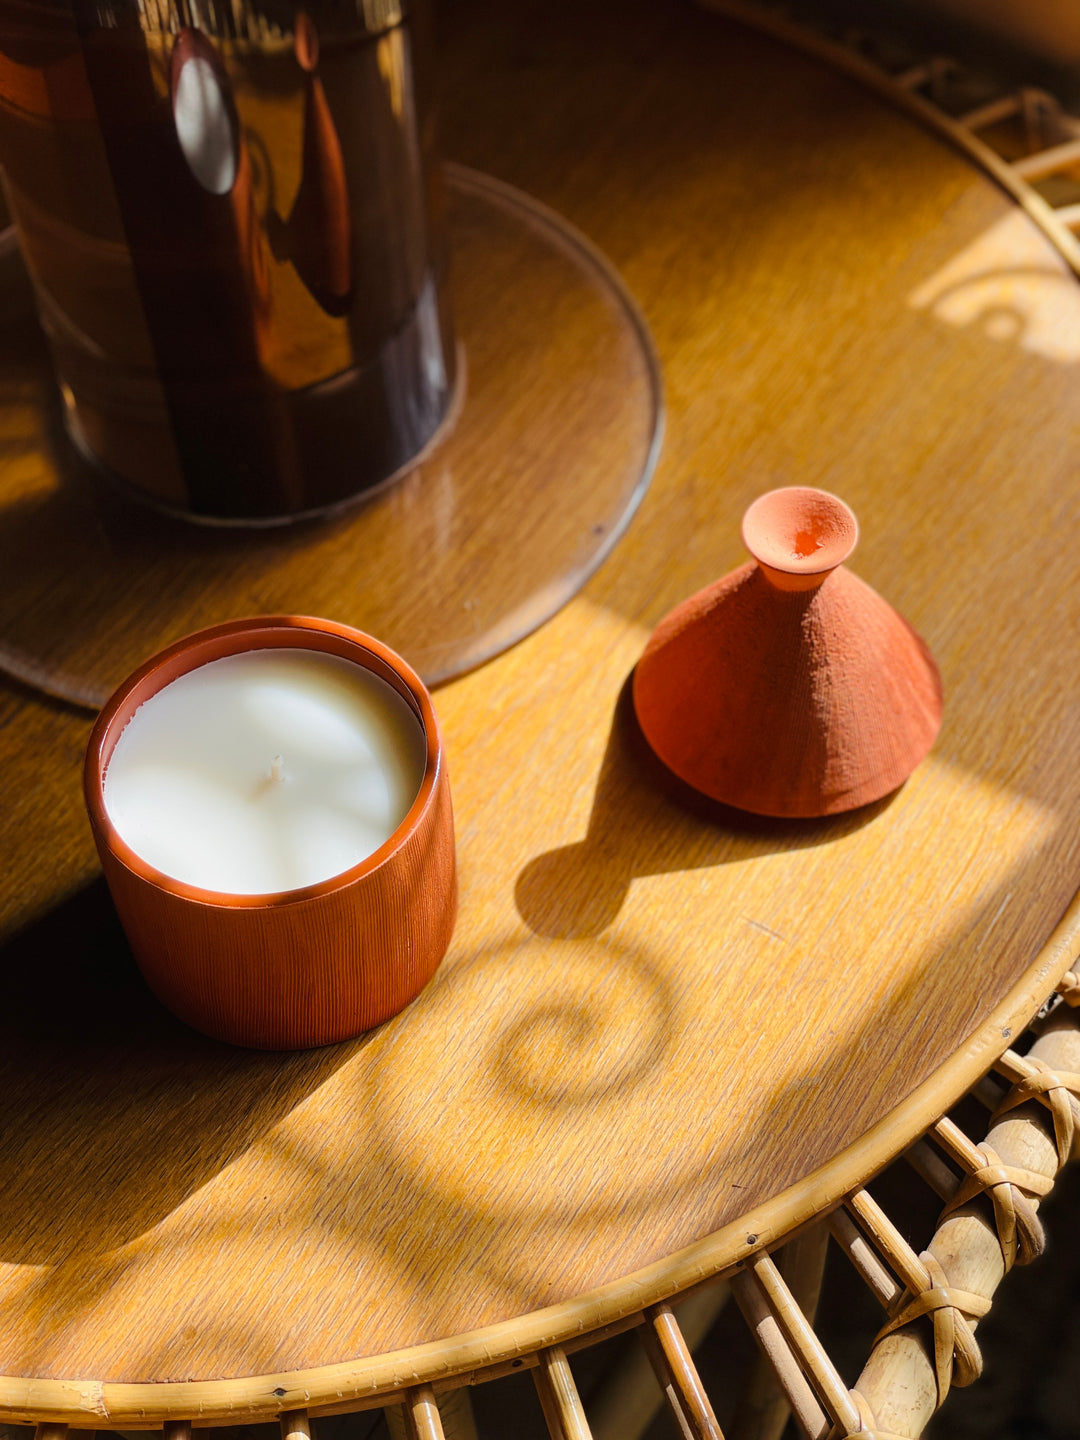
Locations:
0;0;456;521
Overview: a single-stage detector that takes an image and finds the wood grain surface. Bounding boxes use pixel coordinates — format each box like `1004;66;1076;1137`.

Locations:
1;0;1080;1422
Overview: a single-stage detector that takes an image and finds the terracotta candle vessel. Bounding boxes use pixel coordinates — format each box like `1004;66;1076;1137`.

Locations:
84;616;456;1049
632;487;943;818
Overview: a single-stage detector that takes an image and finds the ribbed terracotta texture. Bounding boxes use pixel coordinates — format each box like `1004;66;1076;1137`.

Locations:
633;488;944;817
84;617;457;1049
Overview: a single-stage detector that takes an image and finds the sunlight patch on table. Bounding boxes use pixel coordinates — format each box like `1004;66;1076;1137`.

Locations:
909;209;1080;363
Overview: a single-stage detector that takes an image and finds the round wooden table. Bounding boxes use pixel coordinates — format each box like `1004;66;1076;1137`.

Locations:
2;0;1080;1434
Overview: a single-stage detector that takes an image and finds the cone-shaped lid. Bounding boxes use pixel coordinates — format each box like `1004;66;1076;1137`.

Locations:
632;488;943;817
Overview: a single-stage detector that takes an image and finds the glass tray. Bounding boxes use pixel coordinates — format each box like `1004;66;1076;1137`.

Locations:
0;164;663;708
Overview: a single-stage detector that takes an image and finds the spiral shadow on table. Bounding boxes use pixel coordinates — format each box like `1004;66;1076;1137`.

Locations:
0;831;1065;1379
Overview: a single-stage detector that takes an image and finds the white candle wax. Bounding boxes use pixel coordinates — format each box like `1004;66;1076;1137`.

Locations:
103;648;427;895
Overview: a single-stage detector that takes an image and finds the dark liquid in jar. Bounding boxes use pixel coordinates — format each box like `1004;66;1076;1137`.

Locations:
0;0;455;521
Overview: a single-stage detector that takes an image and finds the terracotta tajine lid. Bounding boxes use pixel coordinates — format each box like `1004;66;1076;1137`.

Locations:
632;487;944;818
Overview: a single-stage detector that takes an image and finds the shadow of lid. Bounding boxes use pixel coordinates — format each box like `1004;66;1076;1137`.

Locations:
515;675;896;940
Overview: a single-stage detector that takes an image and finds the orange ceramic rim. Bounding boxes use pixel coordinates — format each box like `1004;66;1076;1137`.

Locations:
83;615;444;910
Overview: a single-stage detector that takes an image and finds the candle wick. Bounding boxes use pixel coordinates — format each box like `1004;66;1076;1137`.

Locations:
269;754;286;783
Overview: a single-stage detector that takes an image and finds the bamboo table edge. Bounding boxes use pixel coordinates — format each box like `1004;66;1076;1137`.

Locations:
3;887;1078;1428
696;0;1080;277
